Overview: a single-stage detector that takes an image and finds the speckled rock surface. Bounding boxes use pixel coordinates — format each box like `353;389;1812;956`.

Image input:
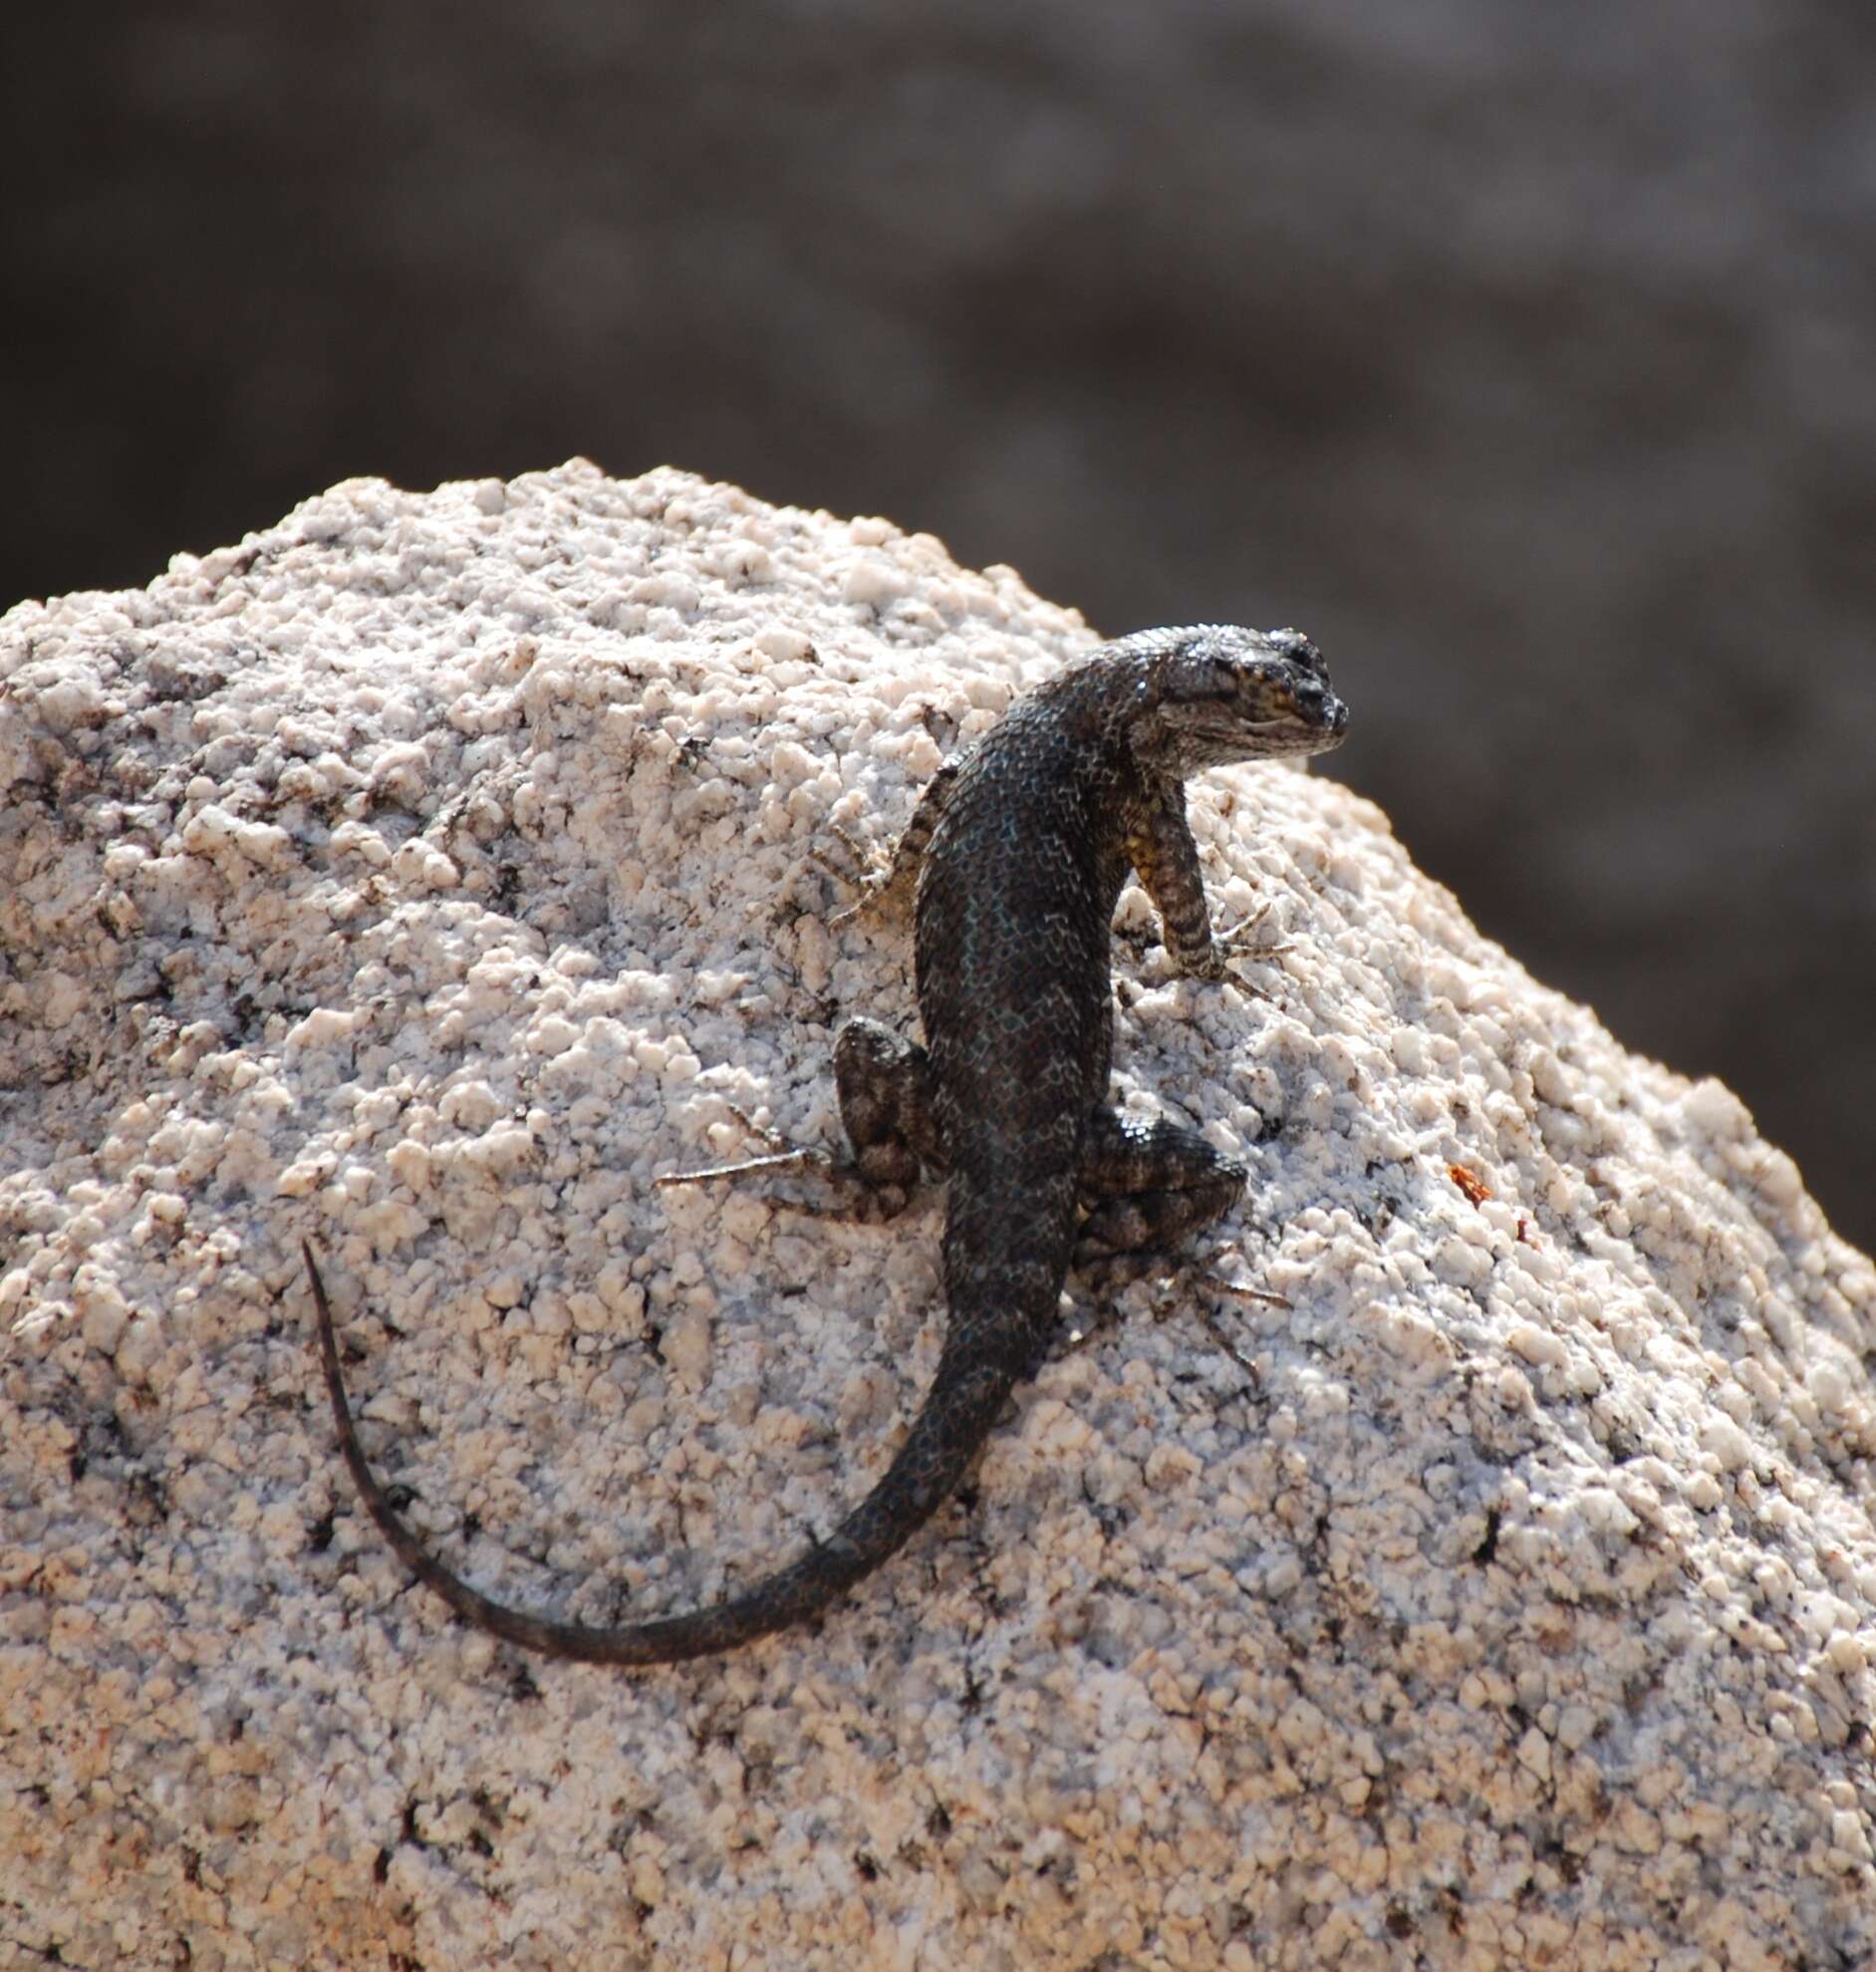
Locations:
4;462;1873;1971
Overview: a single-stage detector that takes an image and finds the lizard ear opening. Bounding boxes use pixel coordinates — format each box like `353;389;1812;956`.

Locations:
1129;693;1246;774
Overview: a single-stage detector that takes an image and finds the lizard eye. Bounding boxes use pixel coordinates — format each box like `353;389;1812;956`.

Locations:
1267;630;1321;674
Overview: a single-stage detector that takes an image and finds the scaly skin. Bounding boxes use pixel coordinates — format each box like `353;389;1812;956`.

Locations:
307;624;1349;1664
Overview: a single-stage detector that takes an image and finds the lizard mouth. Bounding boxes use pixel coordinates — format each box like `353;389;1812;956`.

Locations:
1136;676;1349;770
1200;704;1348;757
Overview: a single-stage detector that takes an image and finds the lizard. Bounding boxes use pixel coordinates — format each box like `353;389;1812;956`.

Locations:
304;623;1349;1665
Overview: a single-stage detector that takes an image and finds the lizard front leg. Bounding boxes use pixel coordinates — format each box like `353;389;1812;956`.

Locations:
1128;784;1286;985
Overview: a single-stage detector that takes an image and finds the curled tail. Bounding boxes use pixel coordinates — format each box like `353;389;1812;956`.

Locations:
305;1242;1026;1666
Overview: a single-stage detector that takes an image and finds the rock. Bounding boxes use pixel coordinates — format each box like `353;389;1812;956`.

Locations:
3;462;1872;1970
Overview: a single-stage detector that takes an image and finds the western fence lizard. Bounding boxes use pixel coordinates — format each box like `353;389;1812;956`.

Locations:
305;624;1349;1664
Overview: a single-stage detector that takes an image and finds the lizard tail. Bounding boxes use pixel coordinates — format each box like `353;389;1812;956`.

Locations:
305;1241;1030;1666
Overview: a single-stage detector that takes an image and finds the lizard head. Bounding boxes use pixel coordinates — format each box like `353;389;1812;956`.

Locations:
1125;624;1349;774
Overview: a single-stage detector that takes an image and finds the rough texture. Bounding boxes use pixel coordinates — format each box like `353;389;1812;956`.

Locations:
3;462;1874;1970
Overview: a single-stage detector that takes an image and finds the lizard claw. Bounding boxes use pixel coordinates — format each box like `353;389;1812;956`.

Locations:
815;822;914;929
827;879;892;931
1197;1268;1292;1310
655;1102;834;1185
1214;901;1291;962
654;1144;839;1186
1217;961;1273;1000
811;821;882;886
656;1106;906;1223
1210;902;1291;998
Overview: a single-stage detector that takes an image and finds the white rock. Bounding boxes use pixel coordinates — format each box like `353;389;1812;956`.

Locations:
2;461;1873;1971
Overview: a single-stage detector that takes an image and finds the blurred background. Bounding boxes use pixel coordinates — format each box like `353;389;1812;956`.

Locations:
6;2;1871;1249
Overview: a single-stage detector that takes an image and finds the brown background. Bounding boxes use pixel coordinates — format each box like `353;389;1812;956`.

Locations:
6;2;1870;1250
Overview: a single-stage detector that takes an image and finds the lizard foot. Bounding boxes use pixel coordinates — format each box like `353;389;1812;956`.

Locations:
1219;902;1292;975
813;822;908;929
655;1105;910;1223
654;1102;828;1184
1209;903;1294;999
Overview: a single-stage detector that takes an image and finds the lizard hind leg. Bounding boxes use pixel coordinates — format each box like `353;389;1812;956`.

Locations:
654;1020;943;1224
1072;1106;1246;1263
832;1017;947;1193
